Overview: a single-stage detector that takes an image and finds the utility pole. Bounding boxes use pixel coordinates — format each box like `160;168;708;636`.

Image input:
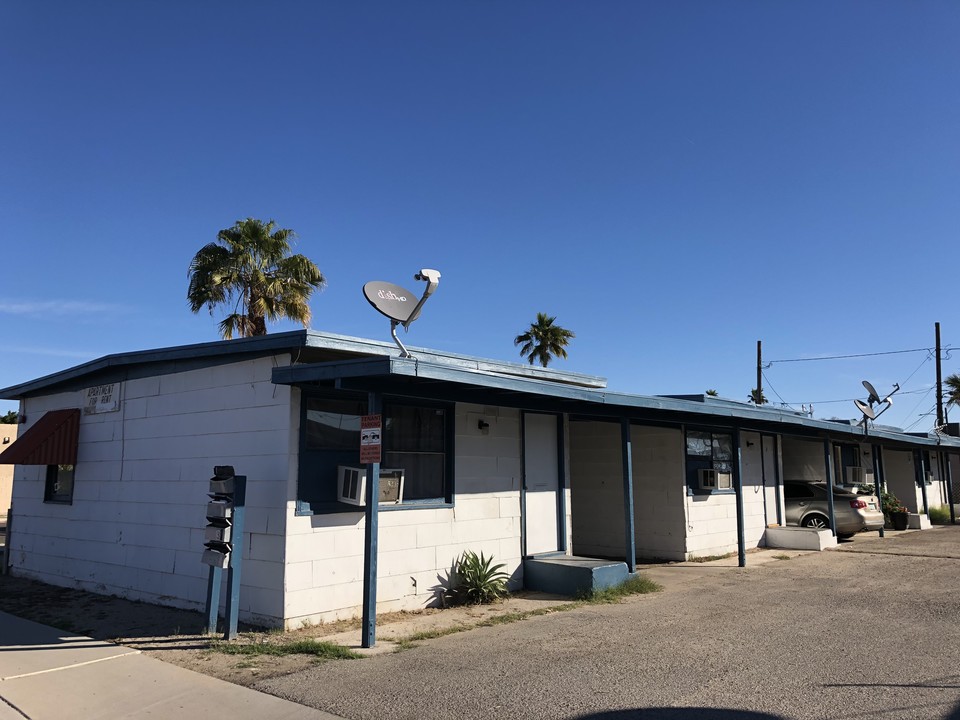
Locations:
756;340;762;406
936;322;943;428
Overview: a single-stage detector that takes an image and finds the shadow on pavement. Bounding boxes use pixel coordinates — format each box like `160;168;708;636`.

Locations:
573;710;785;719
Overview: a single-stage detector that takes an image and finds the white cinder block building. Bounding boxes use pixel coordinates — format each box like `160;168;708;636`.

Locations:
2;330;958;629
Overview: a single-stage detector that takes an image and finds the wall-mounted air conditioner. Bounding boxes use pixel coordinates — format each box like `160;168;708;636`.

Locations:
337;466;405;506
846;466;866;485
698;469;731;490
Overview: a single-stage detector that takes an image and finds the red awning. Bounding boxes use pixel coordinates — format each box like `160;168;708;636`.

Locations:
0;409;80;465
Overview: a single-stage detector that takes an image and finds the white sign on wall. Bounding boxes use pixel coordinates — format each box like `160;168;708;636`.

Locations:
84;383;120;414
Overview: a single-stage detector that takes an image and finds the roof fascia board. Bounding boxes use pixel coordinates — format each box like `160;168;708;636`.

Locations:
276;356;960;450
0;331;308;399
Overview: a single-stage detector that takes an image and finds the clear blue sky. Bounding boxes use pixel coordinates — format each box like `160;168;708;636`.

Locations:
2;1;958;431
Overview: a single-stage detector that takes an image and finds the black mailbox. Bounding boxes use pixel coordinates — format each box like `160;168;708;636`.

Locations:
202;467;236;567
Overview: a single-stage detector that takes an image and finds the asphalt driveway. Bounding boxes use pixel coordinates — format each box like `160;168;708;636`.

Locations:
257;527;960;720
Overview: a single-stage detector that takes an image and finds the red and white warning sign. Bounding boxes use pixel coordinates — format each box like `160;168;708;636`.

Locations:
360;414;382;464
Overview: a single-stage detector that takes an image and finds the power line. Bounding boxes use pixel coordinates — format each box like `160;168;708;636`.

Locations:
760;370;796;411
765;346;946;366
780;387;932;406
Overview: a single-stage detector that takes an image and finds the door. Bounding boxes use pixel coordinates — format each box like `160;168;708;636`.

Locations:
761;435;781;526
523;412;562;556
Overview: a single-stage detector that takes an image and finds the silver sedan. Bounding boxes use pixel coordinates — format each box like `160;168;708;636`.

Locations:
784;480;885;537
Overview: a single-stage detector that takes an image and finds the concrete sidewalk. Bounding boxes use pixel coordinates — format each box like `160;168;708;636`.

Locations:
0;612;343;720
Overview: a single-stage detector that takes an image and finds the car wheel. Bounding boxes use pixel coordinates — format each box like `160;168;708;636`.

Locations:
837;532;855;539
802;514;830;530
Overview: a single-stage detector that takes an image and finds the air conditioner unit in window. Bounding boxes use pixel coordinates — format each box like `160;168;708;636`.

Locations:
337;466;405;506
716;472;733;490
846;466;867;485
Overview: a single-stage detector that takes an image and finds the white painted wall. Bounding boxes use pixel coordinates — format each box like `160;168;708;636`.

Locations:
282;403;525;628
883;449;920;512
683;431;769;558
8;355;293;626
569;421;687;562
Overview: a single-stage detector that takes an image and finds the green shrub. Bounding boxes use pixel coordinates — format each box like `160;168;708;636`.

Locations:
450;550;510;605
928;505;953;525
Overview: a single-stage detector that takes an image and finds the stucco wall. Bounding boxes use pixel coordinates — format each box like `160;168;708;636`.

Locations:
7;355;293;625
282;402;525;627
569;421;687;562
0;423;19;516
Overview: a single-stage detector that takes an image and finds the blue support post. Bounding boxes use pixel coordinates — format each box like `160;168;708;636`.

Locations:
734;430;746;567
916;450;929;515
823;439;837;537
871;445;884;538
945;452;956;524
205;565;222;634
620;418;636;573
556;415;567;553
361;392;382;649
224;475;246;640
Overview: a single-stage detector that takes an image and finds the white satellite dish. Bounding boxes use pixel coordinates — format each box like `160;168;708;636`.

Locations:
854;398;876;420
362;269;441;358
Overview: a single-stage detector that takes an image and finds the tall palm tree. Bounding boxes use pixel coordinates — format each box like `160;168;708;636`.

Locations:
514;313;575;368
945;373;960;414
188;218;325;339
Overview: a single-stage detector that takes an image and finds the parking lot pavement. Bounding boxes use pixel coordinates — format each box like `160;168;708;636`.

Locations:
255;526;960;720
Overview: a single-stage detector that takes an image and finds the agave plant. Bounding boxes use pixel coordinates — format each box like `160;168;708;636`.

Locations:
451;550;510;605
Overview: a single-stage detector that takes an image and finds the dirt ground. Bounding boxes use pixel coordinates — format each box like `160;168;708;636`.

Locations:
0;571;576;687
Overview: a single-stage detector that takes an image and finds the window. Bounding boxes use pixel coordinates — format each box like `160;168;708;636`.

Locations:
298;393;452;513
685;429;734;493
44;464;75;504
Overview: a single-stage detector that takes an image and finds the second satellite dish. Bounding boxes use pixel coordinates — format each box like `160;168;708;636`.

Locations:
854;398;876;420
862;380;881;405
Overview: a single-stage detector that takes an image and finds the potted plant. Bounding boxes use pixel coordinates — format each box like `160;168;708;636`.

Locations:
882;490;909;531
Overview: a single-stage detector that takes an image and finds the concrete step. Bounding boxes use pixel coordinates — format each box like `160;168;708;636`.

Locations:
524;555;629;596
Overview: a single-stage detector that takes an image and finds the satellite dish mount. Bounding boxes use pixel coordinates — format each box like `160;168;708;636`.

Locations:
363;269;441;358
855;380;900;432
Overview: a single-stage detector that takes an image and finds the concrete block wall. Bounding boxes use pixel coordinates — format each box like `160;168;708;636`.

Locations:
883;449;922;513
569;421;687;562
684;431;769;558
282;403;524;628
8;355;293;625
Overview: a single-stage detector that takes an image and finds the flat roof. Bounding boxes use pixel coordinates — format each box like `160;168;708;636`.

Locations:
0;329;606;399
3;330;956;451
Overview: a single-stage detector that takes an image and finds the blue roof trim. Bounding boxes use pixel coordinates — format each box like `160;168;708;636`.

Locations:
0;328;605;400
0;331;309;399
274;357;960;450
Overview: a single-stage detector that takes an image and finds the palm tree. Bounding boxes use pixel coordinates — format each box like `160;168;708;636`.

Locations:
748;388;768;405
188;218;325;339
945;374;960;416
514;313;575;368
705;389;719;397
